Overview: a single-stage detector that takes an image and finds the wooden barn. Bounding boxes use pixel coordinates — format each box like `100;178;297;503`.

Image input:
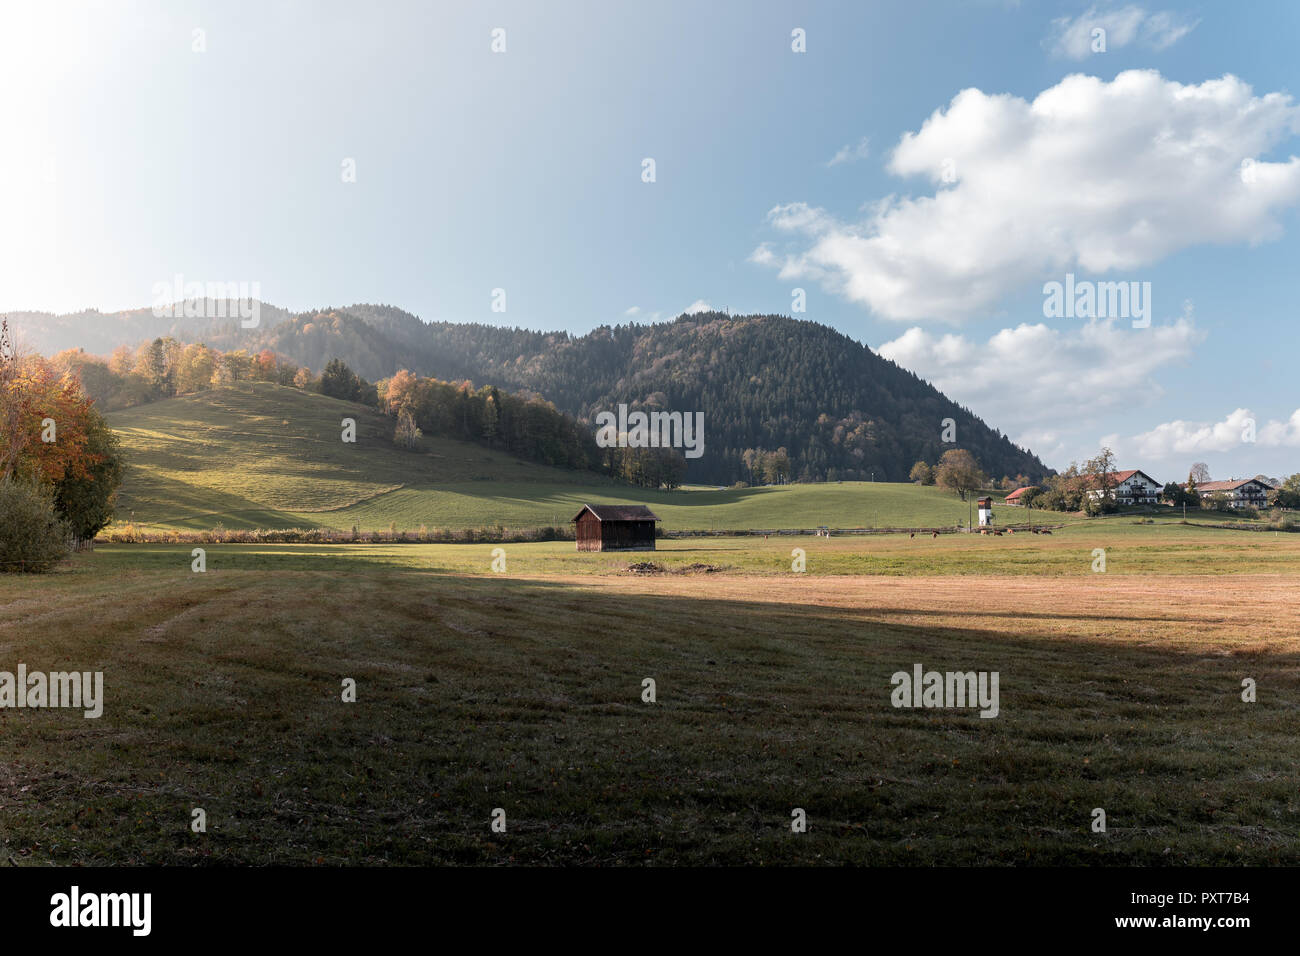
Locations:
572;504;660;552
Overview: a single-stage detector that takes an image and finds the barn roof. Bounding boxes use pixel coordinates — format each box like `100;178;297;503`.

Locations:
1004;486;1035;500
1195;478;1269;492
572;504;661;522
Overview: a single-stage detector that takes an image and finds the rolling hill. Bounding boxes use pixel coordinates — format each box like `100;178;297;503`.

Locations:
15;303;1052;486
107;383;1012;532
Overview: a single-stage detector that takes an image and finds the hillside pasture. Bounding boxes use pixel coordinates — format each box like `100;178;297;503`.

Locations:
108;384;617;530
108;384;1062;533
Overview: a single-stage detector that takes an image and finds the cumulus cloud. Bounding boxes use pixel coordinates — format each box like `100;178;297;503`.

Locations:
1045;5;1198;60
683;299;713;315
877;315;1203;440
1261;410;1300;446
1129;407;1300;457
756;71;1300;322
1131;408;1256;457
827;136;871;167
623;306;641;316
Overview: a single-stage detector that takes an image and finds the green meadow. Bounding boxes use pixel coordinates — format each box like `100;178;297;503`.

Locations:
109;384;1051;533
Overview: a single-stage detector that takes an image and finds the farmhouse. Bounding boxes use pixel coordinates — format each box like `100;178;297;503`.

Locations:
1004;486;1036;506
1191;478;1271;509
1084;469;1161;506
572;504;660;552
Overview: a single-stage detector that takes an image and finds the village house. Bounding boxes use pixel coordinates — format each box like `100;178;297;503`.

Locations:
1189;478;1272;509
1003;486;1036;506
1084;469;1161;506
572;504;660;552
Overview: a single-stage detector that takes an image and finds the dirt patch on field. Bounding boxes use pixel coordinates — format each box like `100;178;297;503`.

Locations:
626;562;728;575
674;563;727;574
540;572;1300;656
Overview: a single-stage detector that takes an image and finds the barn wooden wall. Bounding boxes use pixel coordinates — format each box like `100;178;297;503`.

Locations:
574;515;657;551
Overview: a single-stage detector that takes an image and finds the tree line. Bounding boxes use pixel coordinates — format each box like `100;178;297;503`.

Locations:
0;320;125;572
976;449;1300;515
42;337;691;490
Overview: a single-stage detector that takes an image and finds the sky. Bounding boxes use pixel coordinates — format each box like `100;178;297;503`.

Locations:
2;0;1299;480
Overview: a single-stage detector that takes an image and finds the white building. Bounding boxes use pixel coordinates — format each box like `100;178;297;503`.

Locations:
1192;478;1271;509
1085;469;1161;506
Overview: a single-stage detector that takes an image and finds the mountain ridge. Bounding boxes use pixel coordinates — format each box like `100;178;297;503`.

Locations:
8;303;1052;485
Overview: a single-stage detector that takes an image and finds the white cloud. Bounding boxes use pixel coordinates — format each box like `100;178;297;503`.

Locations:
1015;427;1069;463
683;299;712;315
1260;410;1300;446
877;316;1203;439
827;136;871;167
1129;407;1300;458
1130;408;1257;457
1140;10;1199;50
624;306;641;316
1046;5;1199;60
756;71;1300;322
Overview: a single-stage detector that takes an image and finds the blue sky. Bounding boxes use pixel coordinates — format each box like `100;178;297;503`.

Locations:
2;0;1299;479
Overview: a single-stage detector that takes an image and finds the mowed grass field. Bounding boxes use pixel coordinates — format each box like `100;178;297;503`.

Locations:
108;384;619;530
2;523;1298;865
108;384;1035;532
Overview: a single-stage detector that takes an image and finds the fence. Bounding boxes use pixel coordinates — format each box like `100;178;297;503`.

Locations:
100;525;577;545
662;524;1065;538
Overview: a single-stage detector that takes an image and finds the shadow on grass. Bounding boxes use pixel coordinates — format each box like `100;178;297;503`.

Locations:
5;560;1300;866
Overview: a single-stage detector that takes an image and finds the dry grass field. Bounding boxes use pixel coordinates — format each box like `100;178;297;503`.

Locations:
2;528;1297;866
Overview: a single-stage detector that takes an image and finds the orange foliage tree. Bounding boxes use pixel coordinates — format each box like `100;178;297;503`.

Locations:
0;320;100;486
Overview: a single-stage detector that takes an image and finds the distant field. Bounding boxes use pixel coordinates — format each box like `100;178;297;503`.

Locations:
306;478;1017;533
108;384;1064;533
3;524;1298;865
82;520;1300;577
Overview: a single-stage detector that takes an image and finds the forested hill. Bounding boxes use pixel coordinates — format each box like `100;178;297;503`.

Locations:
407;312;1050;485
9;305;1051;485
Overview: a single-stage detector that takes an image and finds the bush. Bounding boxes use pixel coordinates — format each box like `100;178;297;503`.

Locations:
0;480;71;573
1034;488;1067;512
52;405;125;543
1084;495;1118;516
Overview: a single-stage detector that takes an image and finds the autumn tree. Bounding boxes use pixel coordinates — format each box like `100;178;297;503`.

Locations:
0;320;125;563
909;461;933;485
384;369;420;413
0;320;27;481
763;448;792;485
1;351;95;487
483;388;500;443
52;406;124;541
394;407;421;450
253;349;279;382
1083;447;1118;513
934;448;987;501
